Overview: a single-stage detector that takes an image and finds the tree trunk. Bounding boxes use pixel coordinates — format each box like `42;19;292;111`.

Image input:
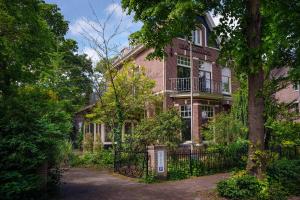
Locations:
245;0;265;178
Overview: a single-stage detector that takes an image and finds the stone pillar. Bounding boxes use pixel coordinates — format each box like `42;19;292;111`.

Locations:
147;145;168;179
192;103;201;144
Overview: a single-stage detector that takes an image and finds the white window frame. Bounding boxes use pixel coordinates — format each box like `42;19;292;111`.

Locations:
192;28;202;46
177;56;191;68
221;68;232;95
201;105;214;120
180;105;191;119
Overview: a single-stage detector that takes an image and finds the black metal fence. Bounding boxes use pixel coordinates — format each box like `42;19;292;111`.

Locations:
269;145;300;160
113;145;299;179
114;150;148;178
167;147;248;179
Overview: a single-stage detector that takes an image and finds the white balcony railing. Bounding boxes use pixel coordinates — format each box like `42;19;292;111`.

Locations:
169;77;230;94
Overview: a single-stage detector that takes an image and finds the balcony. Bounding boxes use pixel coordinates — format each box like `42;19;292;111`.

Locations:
169;77;230;97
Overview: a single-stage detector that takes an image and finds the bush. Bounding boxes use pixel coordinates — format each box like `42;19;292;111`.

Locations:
265;180;288;200
69;149;114;168
0;87;72;199
203;112;248;145
267;159;300;195
217;171;264;200
125;109;183;151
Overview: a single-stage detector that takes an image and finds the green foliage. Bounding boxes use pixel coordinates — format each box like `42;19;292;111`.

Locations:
55;140;74;166
231;76;248;126
267;121;300;147
217;159;300;200
141;171;158;183
267;159;300;195
70;149;114;169
0;87;72;199
203;112;248;145
264;180;288;200
124;109;183;151
167;142;248;180
168;165;190;180
217;171;264;200
0;1;93;198
90;62;160;150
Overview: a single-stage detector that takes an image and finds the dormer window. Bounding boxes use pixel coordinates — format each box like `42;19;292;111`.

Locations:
192;28;202;46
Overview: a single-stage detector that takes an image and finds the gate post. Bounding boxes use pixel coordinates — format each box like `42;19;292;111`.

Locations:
147;145;167;179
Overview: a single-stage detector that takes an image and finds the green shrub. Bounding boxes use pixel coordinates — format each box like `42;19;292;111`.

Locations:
203;112;248;145
70;149;114;168
265;180;288;200
217;171;264;200
267;159;300;195
167;161;190;180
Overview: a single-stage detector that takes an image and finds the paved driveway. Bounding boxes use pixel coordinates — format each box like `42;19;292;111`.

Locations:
58;168;229;200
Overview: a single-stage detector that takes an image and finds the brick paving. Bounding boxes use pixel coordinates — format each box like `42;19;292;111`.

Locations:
58;168;229;200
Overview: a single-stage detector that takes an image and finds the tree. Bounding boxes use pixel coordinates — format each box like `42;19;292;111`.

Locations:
125;109;183;151
121;0;300;177
0;1;93;198
40;39;94;113
88;62;160;145
79;6;134;152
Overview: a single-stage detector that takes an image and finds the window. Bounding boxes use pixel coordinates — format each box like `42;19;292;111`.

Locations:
199;62;212;92
105;125;112;142
222;68;231;94
292;102;299;114
201;105;214;124
293;81;299;91
192;28;202;46
85;123;94;135
180;105;191;141
180;105;191;118
177;56;191;91
177;56;190;67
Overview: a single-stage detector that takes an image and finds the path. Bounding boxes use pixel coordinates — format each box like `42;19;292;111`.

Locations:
57;168;229;200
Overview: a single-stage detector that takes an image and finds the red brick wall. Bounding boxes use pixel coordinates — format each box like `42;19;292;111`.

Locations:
133;48;164;93
164;38;221;90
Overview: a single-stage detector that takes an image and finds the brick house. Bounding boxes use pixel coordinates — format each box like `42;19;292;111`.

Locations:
272;67;300;122
77;14;238;148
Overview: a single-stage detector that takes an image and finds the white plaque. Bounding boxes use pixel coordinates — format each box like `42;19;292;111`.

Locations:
157;150;164;173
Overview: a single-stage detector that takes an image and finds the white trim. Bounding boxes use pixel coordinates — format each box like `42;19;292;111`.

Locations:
201;24;207;47
205;13;216;30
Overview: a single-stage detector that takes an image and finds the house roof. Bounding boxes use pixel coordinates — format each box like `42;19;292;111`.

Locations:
113;13;217;67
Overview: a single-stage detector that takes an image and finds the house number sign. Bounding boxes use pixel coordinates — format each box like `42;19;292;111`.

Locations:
157;150;164;173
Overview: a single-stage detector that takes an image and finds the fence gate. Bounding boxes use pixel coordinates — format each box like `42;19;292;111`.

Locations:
114;150;148;178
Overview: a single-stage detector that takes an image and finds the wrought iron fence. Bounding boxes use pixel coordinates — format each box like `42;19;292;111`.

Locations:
167;147;248;179
114;150;148;178
268;145;300;160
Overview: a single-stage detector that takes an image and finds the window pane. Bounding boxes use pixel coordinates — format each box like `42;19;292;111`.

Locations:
177;66;190;78
177;56;190;67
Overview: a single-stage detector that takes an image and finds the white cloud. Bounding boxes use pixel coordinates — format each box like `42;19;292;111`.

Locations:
105;3;124;18
69;17;101;38
83;47;99;64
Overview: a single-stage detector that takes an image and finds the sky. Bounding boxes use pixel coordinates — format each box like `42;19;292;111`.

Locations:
45;0;220;64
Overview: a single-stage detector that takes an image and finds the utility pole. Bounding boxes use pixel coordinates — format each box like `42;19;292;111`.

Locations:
189;35;193;148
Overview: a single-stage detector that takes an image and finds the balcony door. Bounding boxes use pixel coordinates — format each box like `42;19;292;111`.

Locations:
177;65;191;91
199;62;212;92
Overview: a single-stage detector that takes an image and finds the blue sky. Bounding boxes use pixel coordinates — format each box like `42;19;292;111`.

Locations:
45;0;142;63
45;0;220;64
